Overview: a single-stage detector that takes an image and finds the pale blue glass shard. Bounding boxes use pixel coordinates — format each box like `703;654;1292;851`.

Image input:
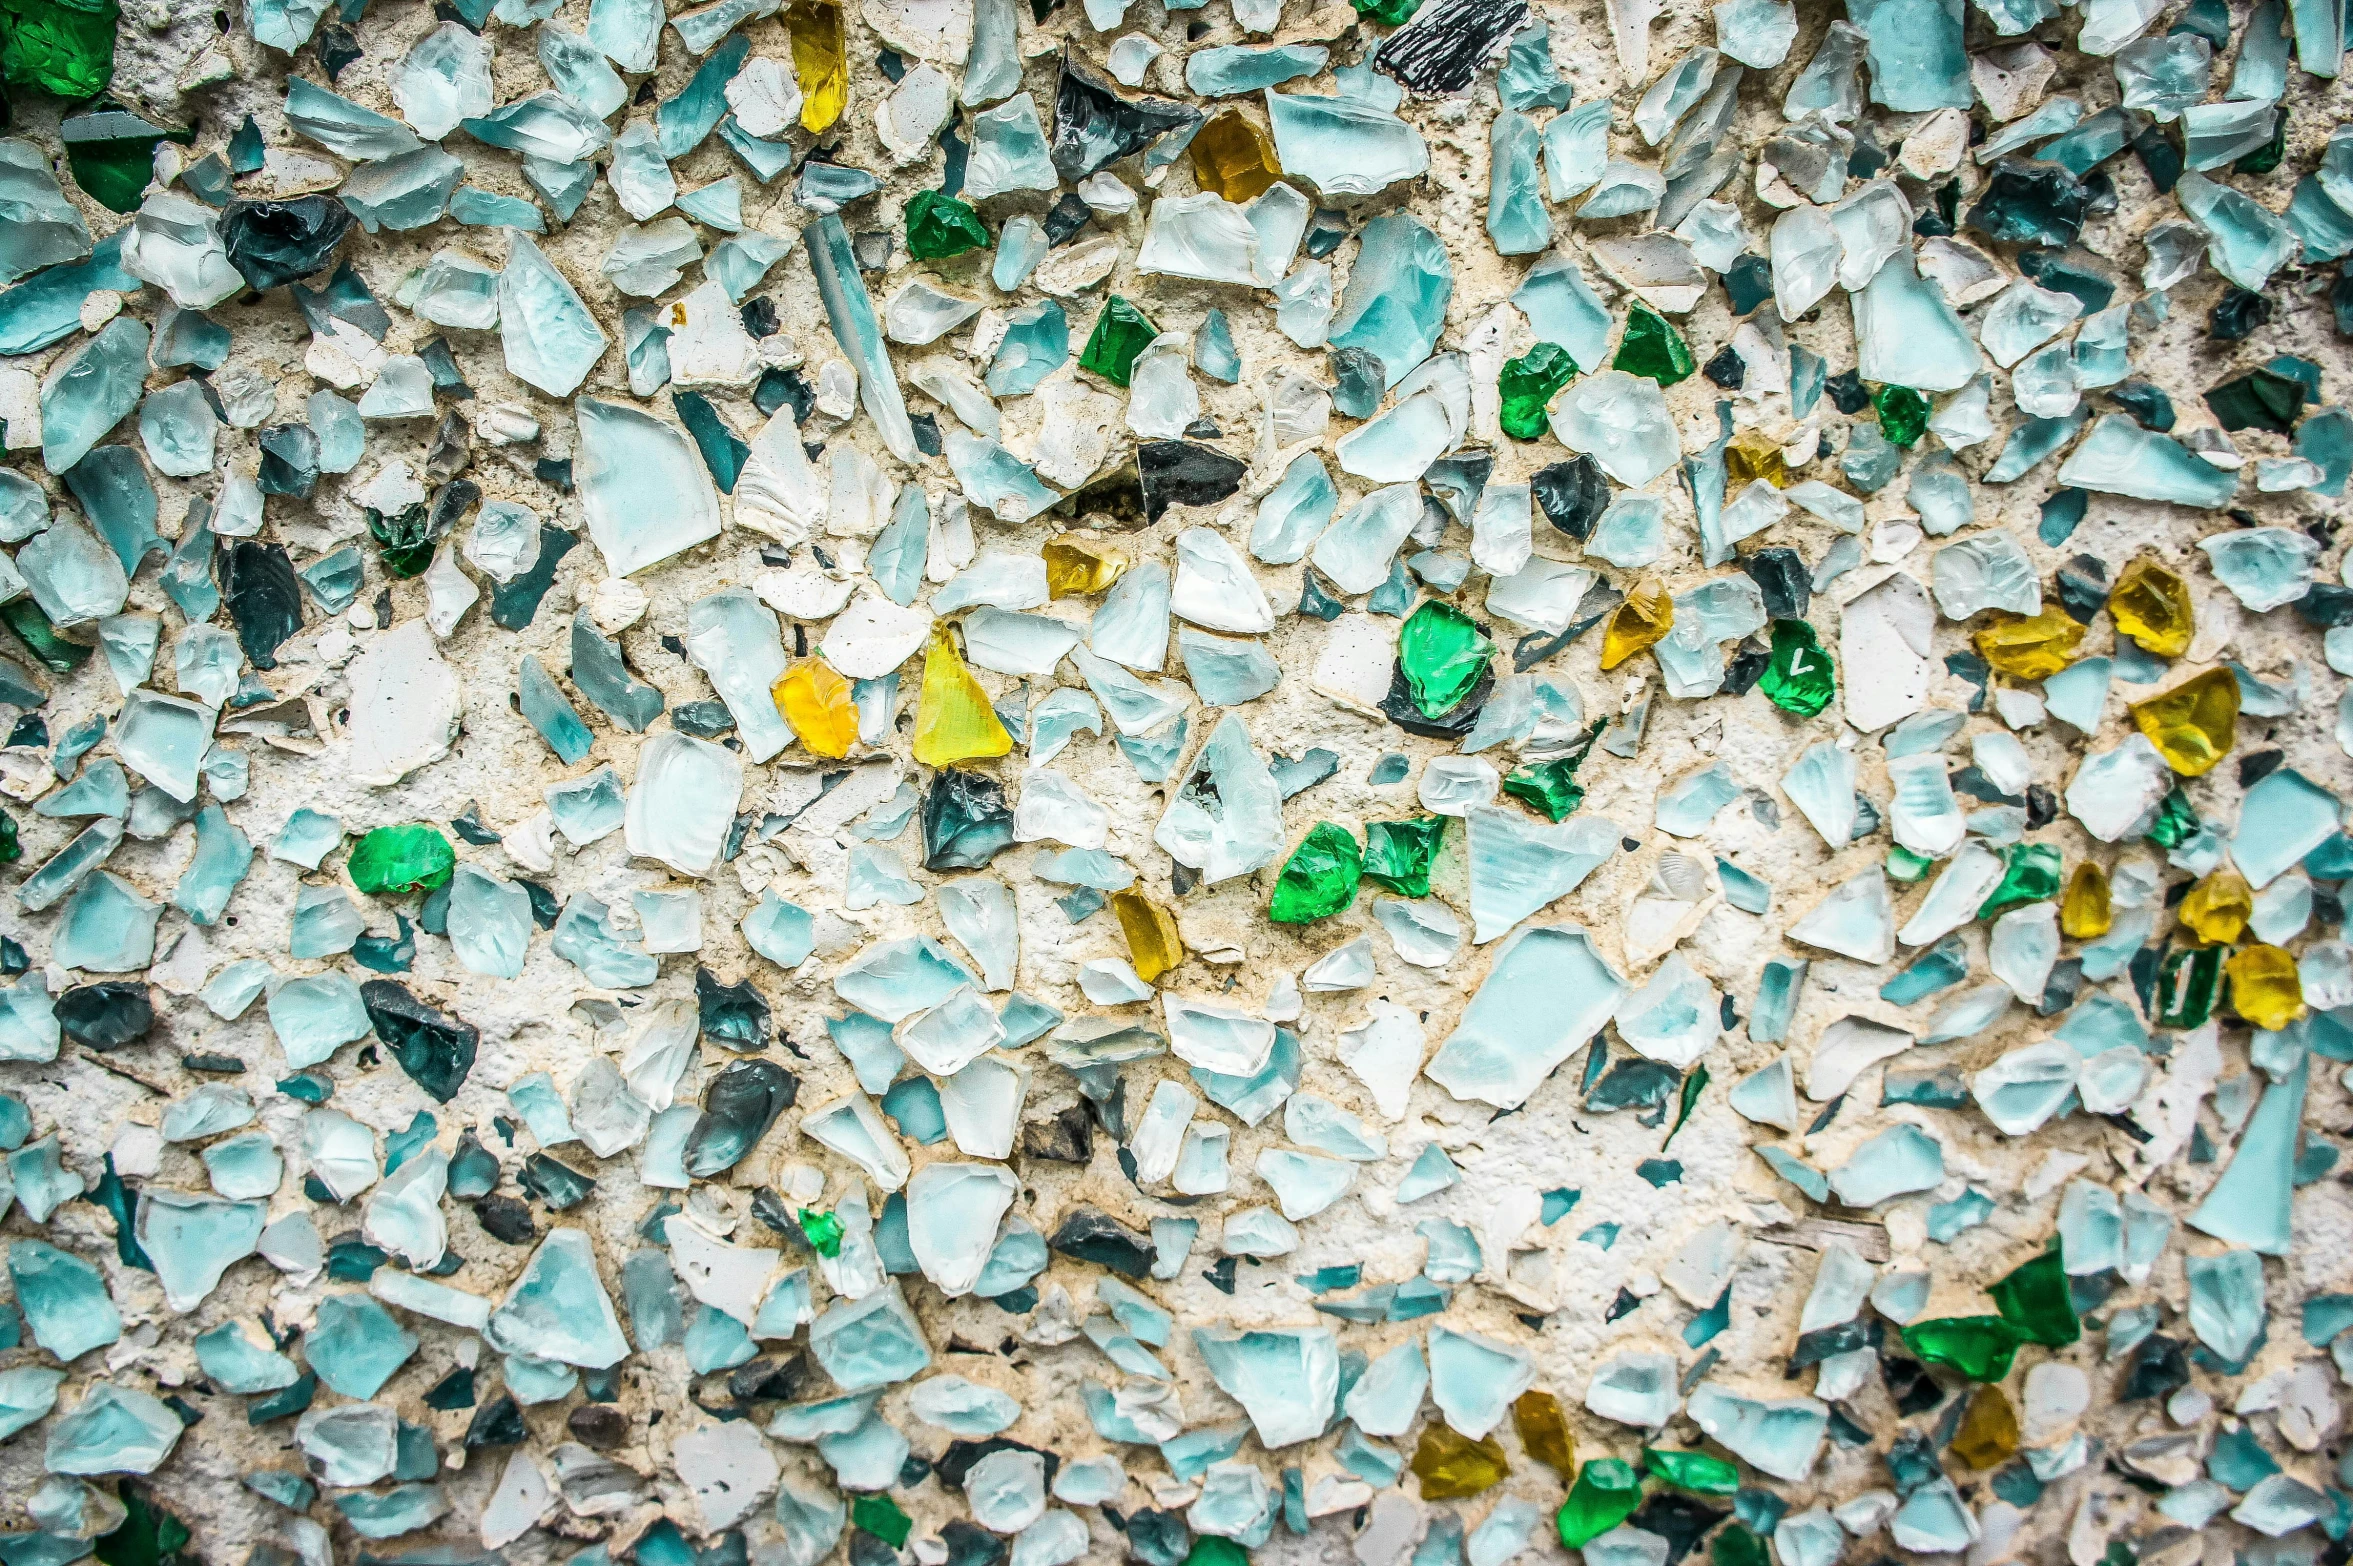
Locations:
809;1284;932;1391
8;1136;77;1222
173;804;251;925
449;186;546;229
1264;83;1430;199
682;1315;750;1379
44;1382;182;1476
807;214;917;462
547;766;627;845
138;380;216;479
286;78;424;160
507;1071;577;1147
834;936;975;1023
552;895;658;987
540;23;627;117
795;160;879;214
498;233;607;398
136;1190;264;1311
0;233;135;358
53;872;158;972
708;229;792;300
1848;0;1969;107
486;1228;631;1367
1499;21;1573;108
37;758;127;820
270;807;341;869
2231;0;2291;97
865;490;927;607
677;175;743;230
964;93;1058;199
1191;1028;1301;1126
341;146;464;233
1827;1123;1945;1207
1187;43;1327;93
305;1293;419;1398
39;318;151;476
1487;109;1552;255
1195;309;1242;383
0;973;58;1061
1983;408;2091;483
2292;176;2353;263
2234;769;2342;887
1328;214;1452;388
1395;1142;1459;1203
714;115;795;182
9;1241;119;1361
2043;656;2111;732
992;214;1049;290
2175;170;2298;290
335;1485;451;1539
115;688;211;803
0;140;88;288
1026;688;1102;766
685;586;790;761
1426;924;1625;1109
985;301;1069;397
1657;763;1740;836
1852;250;1978;391
2055;415;2239;507
463;92;615;163
518;653;594;765
1783;744;1859;849
945;430;1059;521
194;1321;300;1394
524;154;598;219
19;825;119;918
2189;1055;2303;1255
2032;106;2129;174
1193;1326;1337;1449
2202;527;2318;612
1118;717;1189;782
203;1131;282;1199
2181;99;2278;172
2182;1246;2266;1363
288;884;363;959
267;971;371;1067
1249;452;1337;565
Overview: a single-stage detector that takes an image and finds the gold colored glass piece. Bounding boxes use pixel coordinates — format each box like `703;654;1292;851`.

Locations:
1972;607;2085;680
1951;1385;2020;1470
2226;943;2307;1031
2060;862;2112;939
774;658;859;759
1043;538;1128;598
1409;1424;1510;1501
1109;889;1183;984
912;625;1012;768
1512;1390;1575;1477
1189;109;1284;202
1723;429;1789;489
2129;666;2239;777
2178;866;2253;946
2110;555;2194;658
786;1;848;134
1600;577;1673;671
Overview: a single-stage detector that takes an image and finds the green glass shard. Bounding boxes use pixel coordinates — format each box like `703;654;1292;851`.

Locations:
1759;619;1835;717
1900;1315;2024;1381
1269;822;1362;924
1499;342;1578;440
1989;1246;2081;1346
1078;296;1160;388
904;189;989;260
1363;816;1446;896
348;825;456;896
1397;601;1494;719
1614;304;1695;386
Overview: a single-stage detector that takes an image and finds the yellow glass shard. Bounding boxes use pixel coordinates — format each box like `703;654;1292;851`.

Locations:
1408;1424;1510;1501
912;626;1012;768
787;1;848;133
775;658;859;759
2226;943;2306;1031
1972;607;2084;680
1951;1385;2019;1470
1189;109;1284;202
1043;538;1128;598
2178;866;2253;946
2110;555;2194;658
2129;666;2239;777
1724;429;1789;489
1512;1390;1575;1477
1600;577;1673;670
1110;889;1183;984
2060;862;2111;939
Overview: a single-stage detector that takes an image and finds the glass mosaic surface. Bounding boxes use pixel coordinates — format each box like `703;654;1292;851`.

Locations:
0;0;2342;1556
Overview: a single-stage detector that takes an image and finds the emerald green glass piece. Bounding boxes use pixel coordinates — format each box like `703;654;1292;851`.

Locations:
1899;1315;2023;1381
798;1207;844;1257
2145;788;2201;849
1977;842;2061;919
1499;342;1578;440
1505;756;1593;822
1613;304;1694;386
1874;383;1930;446
1989;1246;2080;1346
348;825;456;896
5;598;91;671
1556;1456;1643;1547
1759;619;1835;717
853;1493;911;1548
904;190;989;260
367;504;436;578
1714;1523;1769;1566
1398;601;1494;719
1351;0;1422;21
1269;822;1362;924
2156;945;2223;1028
1886;844;1934;882
1363;816;1446;896
1645;1447;1739;1495
0;0;117;100
64;112;175;213
1078;296;1160;388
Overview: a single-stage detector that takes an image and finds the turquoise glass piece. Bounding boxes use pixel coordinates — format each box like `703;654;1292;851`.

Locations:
194;1321;300;1394
1848;0;1968;108
2055;416;2238;507
135;1191;265;1311
0;234;138;358
53;872;159;972
305;1293;418;1398
39;316;149;478
498;232;608;398
1328;214;1451;388
172;804;251;924
2233;769;2342;887
809;1284;932;1391
547;766;627;844
44;1382;183;1476
289;884;364;958
9;1241;121;1362
985;300;1069;396
486;1228;631;1367
1487;109;1551;255
1264;78;1430;199
552;894;657;986
807;213;917;462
